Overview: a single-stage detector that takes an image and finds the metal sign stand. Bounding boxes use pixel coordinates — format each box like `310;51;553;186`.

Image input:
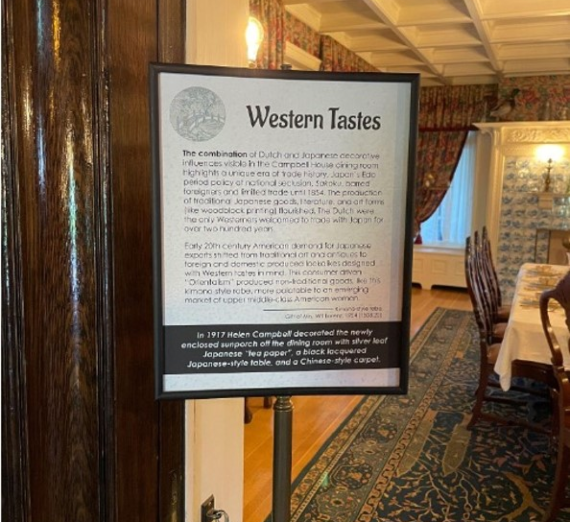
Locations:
271;64;295;522
150;61;418;522
272;396;293;522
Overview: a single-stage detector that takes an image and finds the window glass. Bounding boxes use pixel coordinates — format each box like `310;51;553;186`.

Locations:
421;131;475;247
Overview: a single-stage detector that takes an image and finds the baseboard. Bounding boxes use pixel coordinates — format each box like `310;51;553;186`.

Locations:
412;245;466;290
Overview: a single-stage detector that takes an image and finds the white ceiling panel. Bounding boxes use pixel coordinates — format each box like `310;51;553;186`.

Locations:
283;0;570;85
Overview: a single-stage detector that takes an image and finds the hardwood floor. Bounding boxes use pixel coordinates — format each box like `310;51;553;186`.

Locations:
243;286;472;522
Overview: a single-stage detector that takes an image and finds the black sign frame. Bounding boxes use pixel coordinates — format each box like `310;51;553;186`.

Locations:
150;63;419;400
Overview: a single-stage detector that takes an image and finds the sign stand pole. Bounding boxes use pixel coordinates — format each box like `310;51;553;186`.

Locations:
272;63;295;522
272;395;293;522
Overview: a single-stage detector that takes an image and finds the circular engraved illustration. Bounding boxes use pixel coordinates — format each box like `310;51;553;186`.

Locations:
170;87;226;141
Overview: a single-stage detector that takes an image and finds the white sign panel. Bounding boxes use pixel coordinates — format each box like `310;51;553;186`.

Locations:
150;64;418;399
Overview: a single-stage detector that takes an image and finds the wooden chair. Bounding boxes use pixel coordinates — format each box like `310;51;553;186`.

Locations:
539;271;570;522
481;226;511;322
472;231;507;342
465;236;552;431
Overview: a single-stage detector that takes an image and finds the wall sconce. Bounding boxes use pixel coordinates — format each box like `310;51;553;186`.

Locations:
536;144;564;192
535;144;565;209
246;17;264;67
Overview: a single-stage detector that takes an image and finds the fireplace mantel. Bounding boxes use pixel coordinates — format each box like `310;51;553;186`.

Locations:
473;121;570;259
473;120;570;300
475;121;570;155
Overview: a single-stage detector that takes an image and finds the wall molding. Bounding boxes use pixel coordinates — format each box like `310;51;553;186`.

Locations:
476;121;570;155
285;41;321;71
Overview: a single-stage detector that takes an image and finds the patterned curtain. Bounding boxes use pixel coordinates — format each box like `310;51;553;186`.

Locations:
414;84;497;241
249;2;379;73
320;35;377;72
250;0;284;69
284;11;320;59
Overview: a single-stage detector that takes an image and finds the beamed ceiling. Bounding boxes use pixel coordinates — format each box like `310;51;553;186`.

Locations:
284;0;570;85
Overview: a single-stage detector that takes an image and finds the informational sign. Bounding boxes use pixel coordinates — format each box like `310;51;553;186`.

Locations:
150;64;418;399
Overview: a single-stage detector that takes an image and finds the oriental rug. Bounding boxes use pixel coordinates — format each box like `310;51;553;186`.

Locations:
279;308;569;522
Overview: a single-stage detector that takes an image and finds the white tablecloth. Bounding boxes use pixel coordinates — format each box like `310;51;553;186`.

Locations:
494;263;570;391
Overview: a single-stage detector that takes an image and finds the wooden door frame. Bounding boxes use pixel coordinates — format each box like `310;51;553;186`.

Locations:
1;1;186;521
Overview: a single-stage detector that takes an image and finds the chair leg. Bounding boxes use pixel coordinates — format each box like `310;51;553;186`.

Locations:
244;398;253;424
468;388;486;429
468;363;490;429
544;438;570;522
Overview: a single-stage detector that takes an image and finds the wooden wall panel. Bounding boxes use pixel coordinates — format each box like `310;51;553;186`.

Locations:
2;4;30;521
6;0;101;520
1;0;186;521
108;0;159;516
157;4;186;518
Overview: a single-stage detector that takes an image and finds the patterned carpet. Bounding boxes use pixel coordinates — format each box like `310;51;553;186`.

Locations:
280;308;570;522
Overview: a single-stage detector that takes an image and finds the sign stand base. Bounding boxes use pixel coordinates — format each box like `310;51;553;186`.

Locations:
272;395;293;522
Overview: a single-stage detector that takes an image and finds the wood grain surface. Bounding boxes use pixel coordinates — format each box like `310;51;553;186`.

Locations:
1;1;186;521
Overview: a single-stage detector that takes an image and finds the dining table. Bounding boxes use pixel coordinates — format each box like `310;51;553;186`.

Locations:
494;262;570;391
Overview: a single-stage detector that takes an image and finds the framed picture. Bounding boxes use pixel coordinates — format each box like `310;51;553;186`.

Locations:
150;64;419;399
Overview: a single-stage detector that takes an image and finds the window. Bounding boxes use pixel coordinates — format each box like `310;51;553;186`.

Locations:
421;131;476;247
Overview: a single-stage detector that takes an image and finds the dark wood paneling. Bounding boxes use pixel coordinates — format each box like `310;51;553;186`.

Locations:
157;4;186;521
2;0;186;520
159;0;186;64
108;0;161;518
2;4;30;521
92;0;116;519
7;0;100;520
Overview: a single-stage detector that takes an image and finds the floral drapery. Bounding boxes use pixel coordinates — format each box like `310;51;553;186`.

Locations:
319;35;377;72
414;130;468;241
249;0;378;73
250;0;285;69
414;84;496;240
285;10;320;59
